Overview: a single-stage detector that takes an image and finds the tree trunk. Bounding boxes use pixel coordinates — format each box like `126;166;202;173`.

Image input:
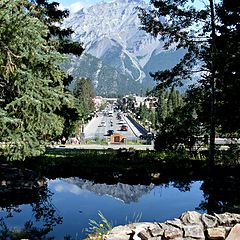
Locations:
209;0;217;167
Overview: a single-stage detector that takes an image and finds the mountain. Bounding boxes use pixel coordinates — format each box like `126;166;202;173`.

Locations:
64;177;155;203
63;0;183;95
65;54;143;96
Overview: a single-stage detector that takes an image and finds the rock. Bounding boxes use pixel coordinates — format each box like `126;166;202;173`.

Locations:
105;225;133;240
132;223;156;240
149;225;164;237
206;227;226;239
226;224;240;240
180;211;203;227
165;219;183;229
108;225;132;235
164;225;183;239
183;225;205;239
103;212;240;240
202;213;218;228
104;234;131;240
215;213;240;226
138;229;151;240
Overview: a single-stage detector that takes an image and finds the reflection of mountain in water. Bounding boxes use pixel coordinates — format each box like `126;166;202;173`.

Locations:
64;177;155;203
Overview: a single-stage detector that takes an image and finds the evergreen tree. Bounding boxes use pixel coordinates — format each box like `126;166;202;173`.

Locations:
214;1;240;135
156;90;168;124
154;102;203;152
139;0;239;163
29;0;85;139
155;88;183;126
0;0;75;160
29;0;84;57
73;77;95;118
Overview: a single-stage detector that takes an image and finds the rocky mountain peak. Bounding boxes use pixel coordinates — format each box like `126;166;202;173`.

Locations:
63;0;183;96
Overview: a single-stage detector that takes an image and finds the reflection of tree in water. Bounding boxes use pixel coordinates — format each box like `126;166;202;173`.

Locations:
0;188;63;240
171;180;193;192
197;176;240;214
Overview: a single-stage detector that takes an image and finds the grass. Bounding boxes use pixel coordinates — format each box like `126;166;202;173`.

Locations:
83;211;112;240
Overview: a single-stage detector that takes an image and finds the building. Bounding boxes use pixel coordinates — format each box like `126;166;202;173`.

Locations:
123;95;158;112
92;96;105;109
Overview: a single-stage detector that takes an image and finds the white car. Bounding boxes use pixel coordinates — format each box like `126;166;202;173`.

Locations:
99;121;106;127
118;120;125;124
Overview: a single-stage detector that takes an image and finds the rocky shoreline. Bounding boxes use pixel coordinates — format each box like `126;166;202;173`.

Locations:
104;211;240;240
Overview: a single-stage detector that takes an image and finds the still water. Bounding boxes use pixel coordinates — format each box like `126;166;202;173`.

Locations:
0;178;204;239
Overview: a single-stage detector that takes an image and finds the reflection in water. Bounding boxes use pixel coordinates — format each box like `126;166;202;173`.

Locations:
63;177;155;203
5;175;239;239
0;188;62;240
197;176;240;214
0;177;204;239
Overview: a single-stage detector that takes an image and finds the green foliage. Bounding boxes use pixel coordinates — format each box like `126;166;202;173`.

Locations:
136;102;149;120
139;0;240;154
29;0;84;57
155;87;184;128
154;102;204;151
84;211;112;240
73;77;95;118
214;1;240;135
0;0;80;160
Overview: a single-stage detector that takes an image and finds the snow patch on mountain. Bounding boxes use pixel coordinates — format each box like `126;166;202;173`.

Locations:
63;0;166;83
62;0;182;94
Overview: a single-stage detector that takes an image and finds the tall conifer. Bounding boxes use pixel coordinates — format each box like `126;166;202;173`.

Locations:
0;0;74;160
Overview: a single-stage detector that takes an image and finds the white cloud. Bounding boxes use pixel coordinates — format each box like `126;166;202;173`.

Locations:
69;2;85;13
59;1;91;13
55;184;64;192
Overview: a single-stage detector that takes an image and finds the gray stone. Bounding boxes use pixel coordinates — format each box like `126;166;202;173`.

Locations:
165;218;183;229
206;227;226;239
157;223;168;230
103;212;240;240
164;225;183;239
108;225;132;235
180;211;203;227
215;213;240;226
149;226;164;237
132;223;155;240
183;225;205;239
104;234;130;240
226;224;240;240
105;225;132;240
138;229;151;240
202;213;218;228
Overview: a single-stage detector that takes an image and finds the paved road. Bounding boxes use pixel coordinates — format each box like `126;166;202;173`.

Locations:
54;144;154;150
84;111;147;142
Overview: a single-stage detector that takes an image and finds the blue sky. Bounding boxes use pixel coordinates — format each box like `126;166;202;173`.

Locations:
56;0;212;13
57;0;113;12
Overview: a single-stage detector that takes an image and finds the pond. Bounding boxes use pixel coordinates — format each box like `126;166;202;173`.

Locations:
0;178;205;239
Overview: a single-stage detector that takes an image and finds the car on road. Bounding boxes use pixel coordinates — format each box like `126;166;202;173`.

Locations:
120;125;128;131
107;130;114;136
118;120;125;124
99;121;106;127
